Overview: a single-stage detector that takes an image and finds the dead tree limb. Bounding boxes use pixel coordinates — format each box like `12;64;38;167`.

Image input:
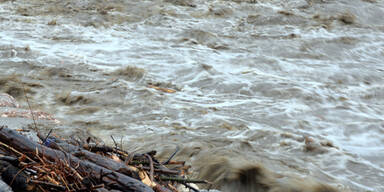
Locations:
0;126;154;192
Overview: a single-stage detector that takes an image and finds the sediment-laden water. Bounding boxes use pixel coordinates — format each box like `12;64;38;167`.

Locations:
1;0;384;191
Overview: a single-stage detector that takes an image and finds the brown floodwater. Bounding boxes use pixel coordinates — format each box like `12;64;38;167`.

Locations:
1;0;384;191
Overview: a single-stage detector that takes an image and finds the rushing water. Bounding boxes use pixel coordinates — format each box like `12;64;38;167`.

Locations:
1;0;384;191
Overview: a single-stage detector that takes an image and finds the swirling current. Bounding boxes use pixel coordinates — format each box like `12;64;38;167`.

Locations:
1;0;384;191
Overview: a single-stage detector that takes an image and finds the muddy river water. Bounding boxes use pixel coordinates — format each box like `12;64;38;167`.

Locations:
1;0;384;191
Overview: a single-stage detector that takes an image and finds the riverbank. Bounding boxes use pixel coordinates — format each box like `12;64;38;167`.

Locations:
0;93;206;192
0;93;339;192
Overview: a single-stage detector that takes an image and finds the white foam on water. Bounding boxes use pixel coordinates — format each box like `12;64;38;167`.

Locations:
1;0;384;190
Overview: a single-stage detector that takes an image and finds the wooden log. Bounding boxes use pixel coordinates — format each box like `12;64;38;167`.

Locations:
0;126;154;192
38;134;156;166
44;135;178;180
54;142;139;179
0;160;31;192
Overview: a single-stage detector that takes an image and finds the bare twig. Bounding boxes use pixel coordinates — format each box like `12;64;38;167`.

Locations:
144;154;154;182
22;83;38;132
126;149;139;165
183;183;200;192
110;135;118;149
159;176;209;184
43;129;53;144
10;165;28;186
141;167;179;175
29;180;66;191
162;146;180;165
0;140;35;162
120;136;124;150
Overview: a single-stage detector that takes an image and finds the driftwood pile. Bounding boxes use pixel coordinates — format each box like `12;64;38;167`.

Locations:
0;126;207;192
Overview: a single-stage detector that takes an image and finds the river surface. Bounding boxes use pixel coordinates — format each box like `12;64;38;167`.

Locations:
1;0;384;191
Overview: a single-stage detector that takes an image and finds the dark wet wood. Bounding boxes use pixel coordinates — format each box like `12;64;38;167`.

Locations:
0;126;154;192
53;142;140;179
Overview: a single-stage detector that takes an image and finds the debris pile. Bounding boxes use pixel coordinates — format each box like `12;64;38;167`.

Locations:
0;126;207;192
